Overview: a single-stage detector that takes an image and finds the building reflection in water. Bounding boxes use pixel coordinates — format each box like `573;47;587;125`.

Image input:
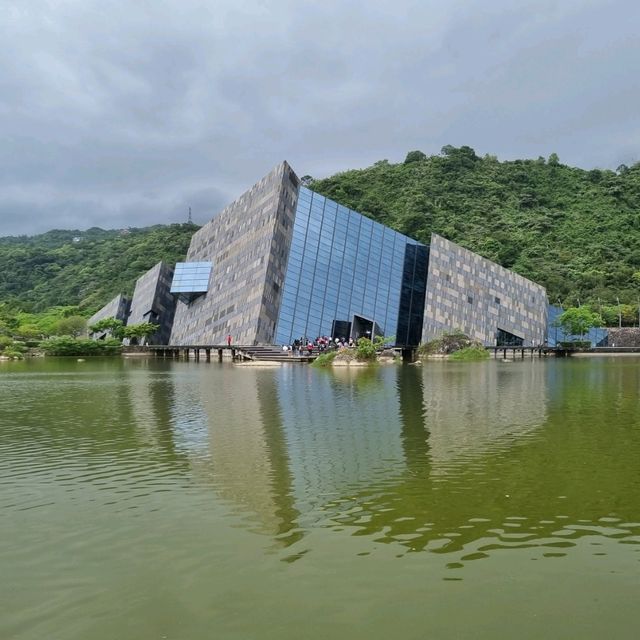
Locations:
155;361;551;551
170;364;303;547
122;359;187;462
419;362;548;472
138;358;640;563
274;366;406;515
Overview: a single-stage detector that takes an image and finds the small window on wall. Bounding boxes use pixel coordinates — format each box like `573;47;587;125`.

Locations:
495;296;501;305
467;295;473;304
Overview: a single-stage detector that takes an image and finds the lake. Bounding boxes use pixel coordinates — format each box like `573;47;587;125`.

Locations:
1;356;639;639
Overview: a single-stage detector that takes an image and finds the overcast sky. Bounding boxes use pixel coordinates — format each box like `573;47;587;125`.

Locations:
2;0;639;236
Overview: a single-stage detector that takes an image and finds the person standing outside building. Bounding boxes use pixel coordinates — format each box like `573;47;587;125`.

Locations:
227;335;232;347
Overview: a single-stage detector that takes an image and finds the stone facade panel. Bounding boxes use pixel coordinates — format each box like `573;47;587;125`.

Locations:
88;294;130;338
422;234;547;346
169;161;299;345
127;261;176;344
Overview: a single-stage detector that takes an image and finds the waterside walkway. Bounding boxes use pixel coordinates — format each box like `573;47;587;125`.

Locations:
138;344;317;363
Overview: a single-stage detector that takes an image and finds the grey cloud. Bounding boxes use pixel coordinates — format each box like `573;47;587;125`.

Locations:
1;0;639;235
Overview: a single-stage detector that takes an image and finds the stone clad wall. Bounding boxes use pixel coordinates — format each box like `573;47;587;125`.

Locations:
127;261;176;344
170;162;299;345
88;294;130;327
422;234;548;346
87;293;130;339
606;328;640;347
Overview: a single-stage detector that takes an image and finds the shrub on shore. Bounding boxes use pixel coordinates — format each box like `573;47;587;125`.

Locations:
418;331;473;356
418;332;490;360
0;336;27;360
39;336;122;356
355;337;377;361
312;351;338;367
1;348;24;360
449;345;490;361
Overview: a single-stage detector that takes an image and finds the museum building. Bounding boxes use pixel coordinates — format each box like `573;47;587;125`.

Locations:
91;161;549;347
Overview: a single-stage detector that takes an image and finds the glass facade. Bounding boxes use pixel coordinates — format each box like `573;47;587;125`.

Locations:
396;244;430;346
275;187;427;346
546;304;608;347
170;262;212;294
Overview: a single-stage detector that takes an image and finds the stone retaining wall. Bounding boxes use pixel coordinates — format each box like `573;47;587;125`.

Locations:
606;327;640;347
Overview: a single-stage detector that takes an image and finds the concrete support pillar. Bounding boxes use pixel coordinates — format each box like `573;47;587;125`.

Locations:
218;349;223;362
205;348;211;362
401;348;415;363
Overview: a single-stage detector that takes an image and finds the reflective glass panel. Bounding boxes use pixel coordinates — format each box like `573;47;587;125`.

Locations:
170;262;212;293
274;187;428;345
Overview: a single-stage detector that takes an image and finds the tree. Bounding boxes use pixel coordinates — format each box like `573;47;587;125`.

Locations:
404;150;427;164
15;323;42;340
557;307;603;338
89;318;125;340
55;315;87;337
123;322;160;343
355;337;377;361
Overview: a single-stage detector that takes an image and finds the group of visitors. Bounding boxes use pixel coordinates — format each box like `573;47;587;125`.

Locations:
282;335;356;356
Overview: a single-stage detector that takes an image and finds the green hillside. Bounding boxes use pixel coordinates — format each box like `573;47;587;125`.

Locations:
310;147;640;306
0;224;198;313
1;147;639;320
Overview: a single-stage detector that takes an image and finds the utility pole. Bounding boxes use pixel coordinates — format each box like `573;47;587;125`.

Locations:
616;296;622;328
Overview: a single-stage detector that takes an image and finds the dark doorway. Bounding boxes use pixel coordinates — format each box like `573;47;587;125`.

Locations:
352;315;372;341
331;320;351;341
351;314;383;341
496;328;524;346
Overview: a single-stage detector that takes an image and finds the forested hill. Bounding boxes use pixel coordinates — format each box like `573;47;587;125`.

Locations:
310;147;640;305
0;224;198;313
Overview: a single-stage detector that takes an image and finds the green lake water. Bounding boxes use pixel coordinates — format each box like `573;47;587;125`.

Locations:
1;356;639;639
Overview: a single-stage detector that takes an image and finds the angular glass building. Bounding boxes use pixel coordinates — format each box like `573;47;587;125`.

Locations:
167;161;548;347
274;187;429;346
90;161;549;348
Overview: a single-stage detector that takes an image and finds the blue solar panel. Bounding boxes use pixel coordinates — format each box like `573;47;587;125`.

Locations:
170;262;212;293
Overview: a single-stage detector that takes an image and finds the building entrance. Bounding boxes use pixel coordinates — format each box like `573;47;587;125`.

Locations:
496;327;524;346
331;315;383;342
351;314;383;342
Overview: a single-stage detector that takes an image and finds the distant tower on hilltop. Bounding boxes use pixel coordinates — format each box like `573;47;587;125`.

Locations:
188;207;192;224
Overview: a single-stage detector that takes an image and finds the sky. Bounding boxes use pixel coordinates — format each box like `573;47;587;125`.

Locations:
2;0;640;236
